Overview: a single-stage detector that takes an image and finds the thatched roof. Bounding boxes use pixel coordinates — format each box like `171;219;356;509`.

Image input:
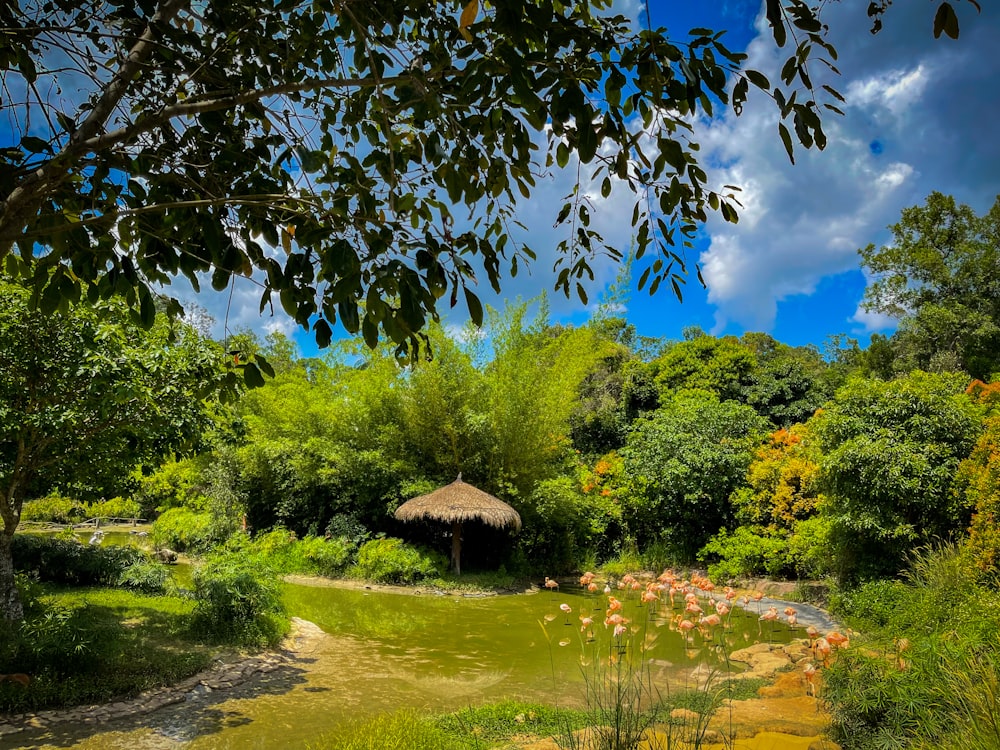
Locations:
394;476;522;530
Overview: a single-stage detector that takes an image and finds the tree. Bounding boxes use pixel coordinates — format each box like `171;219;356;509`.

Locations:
859;193;1000;380
813;371;983;580
0;281;226;621
649;331;829;426
2;0;896;356
621;389;767;558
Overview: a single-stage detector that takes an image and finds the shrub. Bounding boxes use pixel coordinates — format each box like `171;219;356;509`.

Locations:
87;496;142;520
20;494;85;524
296;535;351;576
190;555;287;647
151;507;215;552
11;534;147;586
699;526;791;581
824;546;1000;749
224;529;352;577
351;538;446;584
324;514;370;548
117;558;169;593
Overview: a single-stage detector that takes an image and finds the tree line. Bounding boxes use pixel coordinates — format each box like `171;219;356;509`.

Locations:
4;191;1000;623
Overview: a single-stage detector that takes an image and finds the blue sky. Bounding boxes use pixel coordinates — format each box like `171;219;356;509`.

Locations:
14;1;994;357
254;0;994;357
524;0;1000;352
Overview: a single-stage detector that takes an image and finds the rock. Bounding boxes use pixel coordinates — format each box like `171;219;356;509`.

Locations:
153;548;178;563
670;707;702;723
758;671;808;699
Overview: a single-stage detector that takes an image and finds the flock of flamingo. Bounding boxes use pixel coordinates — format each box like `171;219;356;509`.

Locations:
541;569;853;694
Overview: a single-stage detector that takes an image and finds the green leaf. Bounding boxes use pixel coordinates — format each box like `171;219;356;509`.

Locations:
20;135;51;154
362;316;379;349
313;317;333;348
745;70;770;90
338;300;360;332
464;287;483;327
138;288;155;328
766;0;787;47
243;362;266;388
933;2;960;39
255;355;276;379
556;141;570;169
778;122;795;164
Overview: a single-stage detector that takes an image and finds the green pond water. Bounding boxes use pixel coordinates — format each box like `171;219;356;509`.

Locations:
4;573;798;750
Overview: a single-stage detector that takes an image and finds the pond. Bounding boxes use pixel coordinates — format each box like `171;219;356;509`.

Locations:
4;577;799;749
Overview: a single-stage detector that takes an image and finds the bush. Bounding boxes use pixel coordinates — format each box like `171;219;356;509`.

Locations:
87;496;142;520
823;546;1000;749
151;507;215;552
11;534;148;586
20;494;85;524
699;526;791;581
117;558;169;593
296;535;351;576
223;529;352;577
351;538;446;584
190;555;287;647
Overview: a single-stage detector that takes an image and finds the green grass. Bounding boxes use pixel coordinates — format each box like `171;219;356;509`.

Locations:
0;585;217;713
435;700;591;745
308;710;468;750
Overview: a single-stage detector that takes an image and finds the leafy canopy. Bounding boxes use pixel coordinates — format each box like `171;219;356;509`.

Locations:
1;0;863;357
859;192;1000;380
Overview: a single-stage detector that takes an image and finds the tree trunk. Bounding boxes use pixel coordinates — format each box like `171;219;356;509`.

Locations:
0;531;23;622
451;520;462;576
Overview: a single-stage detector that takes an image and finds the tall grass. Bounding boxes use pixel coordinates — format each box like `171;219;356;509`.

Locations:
825;544;1000;749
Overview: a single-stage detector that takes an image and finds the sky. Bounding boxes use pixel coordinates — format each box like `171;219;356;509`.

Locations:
22;0;997;357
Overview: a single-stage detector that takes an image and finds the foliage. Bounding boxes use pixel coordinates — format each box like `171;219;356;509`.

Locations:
20;494;85;524
434;700;590;746
652;333;757;404
116;558;169;594
824;545;1000;750
699;526;792;581
518;473;621;574
136;455;212;515
701;424;830;580
0;281;226;620
351;538;447;585
0;0;854;359
813;371;983;580
307;709;466;750
151;507;217;553
859;192;1000;379
569;335;643;455
11;534;152;587
649;332;829;427
732;425;823;530
621;389;768;558
954;413;1000;582
21;494;143;524
190;554;288;647
225;529;352;577
0;586;211;713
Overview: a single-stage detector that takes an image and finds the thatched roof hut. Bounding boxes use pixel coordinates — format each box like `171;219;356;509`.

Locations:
394;475;521;575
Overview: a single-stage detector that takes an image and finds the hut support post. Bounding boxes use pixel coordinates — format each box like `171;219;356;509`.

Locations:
451;520;462;576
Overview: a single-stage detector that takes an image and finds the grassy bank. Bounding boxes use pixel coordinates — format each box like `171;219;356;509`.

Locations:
0;585;215;713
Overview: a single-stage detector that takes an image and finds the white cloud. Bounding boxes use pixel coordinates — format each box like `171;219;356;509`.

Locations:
692;0;1000;335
